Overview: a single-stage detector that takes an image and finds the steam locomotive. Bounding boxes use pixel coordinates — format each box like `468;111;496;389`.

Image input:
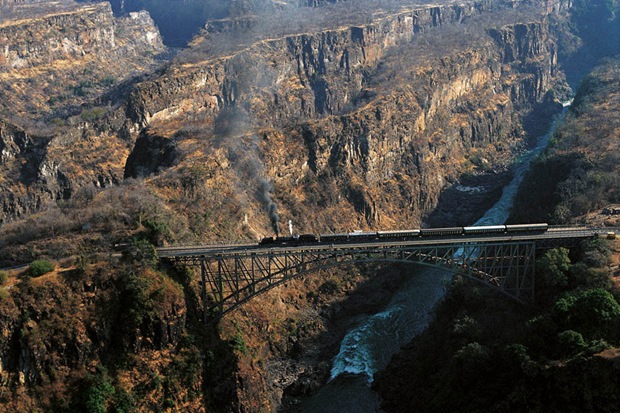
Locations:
258;223;549;246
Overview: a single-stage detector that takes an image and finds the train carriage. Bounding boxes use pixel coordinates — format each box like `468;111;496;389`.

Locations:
420;227;463;237
320;233;349;243
505;223;548;233
463;225;506;235
377;229;421;239
348;231;378;242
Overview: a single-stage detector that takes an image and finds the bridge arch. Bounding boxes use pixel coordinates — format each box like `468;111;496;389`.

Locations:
184;241;537;320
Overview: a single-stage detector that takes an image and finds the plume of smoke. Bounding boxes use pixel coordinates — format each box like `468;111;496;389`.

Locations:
257;178;280;236
214;108;280;236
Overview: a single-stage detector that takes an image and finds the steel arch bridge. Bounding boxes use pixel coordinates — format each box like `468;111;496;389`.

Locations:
158;226;615;321
162;240;541;320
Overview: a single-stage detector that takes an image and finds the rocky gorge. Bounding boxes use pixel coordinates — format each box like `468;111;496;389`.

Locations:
0;0;619;411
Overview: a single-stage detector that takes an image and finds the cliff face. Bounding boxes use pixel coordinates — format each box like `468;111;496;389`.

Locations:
509;55;620;225
123;0;540;131
0;261;191;411
0;2;164;121
121;1;566;236
0;2;165;224
0;1;570;230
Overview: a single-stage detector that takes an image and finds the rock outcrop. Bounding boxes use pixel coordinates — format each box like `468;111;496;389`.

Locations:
0;1;164;121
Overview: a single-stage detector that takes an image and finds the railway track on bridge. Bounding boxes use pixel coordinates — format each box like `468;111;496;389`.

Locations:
158;226;617;258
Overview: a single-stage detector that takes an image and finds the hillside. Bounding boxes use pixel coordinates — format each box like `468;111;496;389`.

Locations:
509;56;620;226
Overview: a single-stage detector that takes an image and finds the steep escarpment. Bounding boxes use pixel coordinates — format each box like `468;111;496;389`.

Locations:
0;1;165;224
0;1;164;122
0;254;201;412
1;1;617;412
0;117;132;225
0;1;568;230
0;121;58;221
123;2;568;239
509;55;620;225
375;10;620;413
122;0;544;133
291;20;561;229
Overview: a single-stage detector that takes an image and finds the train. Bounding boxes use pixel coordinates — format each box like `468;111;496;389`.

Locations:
258;223;549;246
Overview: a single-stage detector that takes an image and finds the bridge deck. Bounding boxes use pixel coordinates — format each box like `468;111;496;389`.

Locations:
158;226;616;259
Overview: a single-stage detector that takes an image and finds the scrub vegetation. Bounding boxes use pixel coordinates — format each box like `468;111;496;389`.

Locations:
375;238;620;412
509;56;620;225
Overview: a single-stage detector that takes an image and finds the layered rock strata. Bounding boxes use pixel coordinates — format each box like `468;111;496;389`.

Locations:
0;1;165;224
121;2;566;235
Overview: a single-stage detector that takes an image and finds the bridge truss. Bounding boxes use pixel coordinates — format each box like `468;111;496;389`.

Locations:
165;240;537;319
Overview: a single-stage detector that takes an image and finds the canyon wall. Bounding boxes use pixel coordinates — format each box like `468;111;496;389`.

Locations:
0;1;572;232
118;1;567;237
0;2;164;119
0;1;165;224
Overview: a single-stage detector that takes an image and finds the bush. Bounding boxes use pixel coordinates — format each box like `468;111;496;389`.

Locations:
80;107;106;121
0;271;7;285
557;330;588;356
553;288;620;338
230;332;247;355
122;239;158;268
29;260;55;277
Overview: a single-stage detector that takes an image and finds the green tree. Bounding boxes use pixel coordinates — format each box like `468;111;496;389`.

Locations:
75;254;91;275
553;288;620;338
580;238;611;268
29;259;55;277
557;330;588;357
80;368;116;413
538;247;572;290
122;239;158;268
84;380;115;413
143;217;173;246
453;342;492;382
536;248;571;302
230;332;247;355
569;262;611;289
501;343;538;377
113;269;156;354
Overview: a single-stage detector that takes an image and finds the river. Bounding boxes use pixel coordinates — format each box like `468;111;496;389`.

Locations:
298;104;571;412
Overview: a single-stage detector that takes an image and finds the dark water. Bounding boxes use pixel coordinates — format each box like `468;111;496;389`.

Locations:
299;103;571;412
300;268;451;412
301;374;382;413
